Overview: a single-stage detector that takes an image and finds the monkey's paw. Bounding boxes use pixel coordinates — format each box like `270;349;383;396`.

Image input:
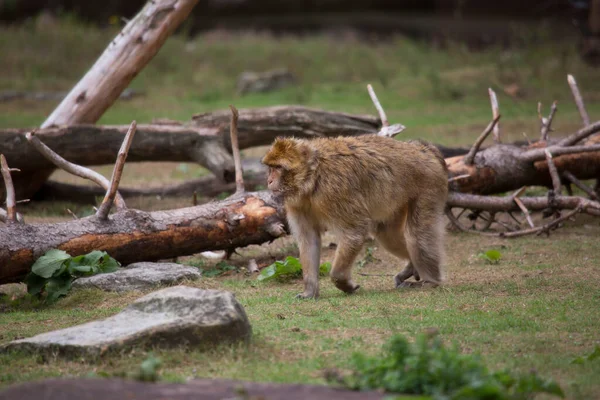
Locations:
396;281;439;289
296;291;319;300
332;279;361;294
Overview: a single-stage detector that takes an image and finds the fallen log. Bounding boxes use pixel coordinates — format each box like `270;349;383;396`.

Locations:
1;106;380;200
0;191;286;285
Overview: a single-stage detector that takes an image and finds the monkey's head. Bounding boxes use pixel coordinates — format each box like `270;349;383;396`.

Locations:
261;137;316;196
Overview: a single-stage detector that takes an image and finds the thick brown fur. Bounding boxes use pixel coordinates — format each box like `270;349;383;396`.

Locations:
262;135;448;299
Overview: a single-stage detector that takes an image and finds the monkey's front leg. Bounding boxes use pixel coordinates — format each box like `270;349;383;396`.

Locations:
330;237;364;294
288;213;322;299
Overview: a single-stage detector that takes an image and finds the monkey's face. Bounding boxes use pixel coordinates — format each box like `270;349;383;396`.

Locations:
267;166;284;192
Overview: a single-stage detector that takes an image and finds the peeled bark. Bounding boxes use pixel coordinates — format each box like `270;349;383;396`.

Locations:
0;192;286;285
447;135;600;195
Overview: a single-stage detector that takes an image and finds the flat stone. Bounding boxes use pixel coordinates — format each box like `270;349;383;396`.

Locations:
72;262;201;292
0;378;389;400
1;286;251;358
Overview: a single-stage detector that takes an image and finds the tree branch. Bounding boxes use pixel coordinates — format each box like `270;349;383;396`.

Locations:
0;154;17;223
562;171;598;200
544;149;562;195
488;88;500;143
558;120;600;146
567;74;590;126
96;121;137;220
463;115;501;165
540;101;558;141
367;84;405;137
229;105;244;194
25;131;127;210
520;143;600;162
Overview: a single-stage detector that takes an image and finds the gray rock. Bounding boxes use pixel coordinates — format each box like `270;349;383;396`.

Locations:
1;286;251;358
237;68;296;94
72;262;201;292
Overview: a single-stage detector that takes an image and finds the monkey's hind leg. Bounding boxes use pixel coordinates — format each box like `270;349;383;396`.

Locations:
374;211;421;287
403;202;446;288
330;235;364;294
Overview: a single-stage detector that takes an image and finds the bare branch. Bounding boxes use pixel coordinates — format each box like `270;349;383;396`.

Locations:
447;200;584;238
488;88;500;143
540;101;558;141
505;207;579;238
521;143;600;162
567;74;590;126
0;154;17;223
367;84;388;127
367;84;405;137
544;149;562;195
447;192;600;216
513;197;535;228
229;105;245;194
463;115;501;165
26;131;126;209
522;132;532;145
562;171;598;200
96;121;137;220
558;120;600;146
66;209;79;220
448;174;471;183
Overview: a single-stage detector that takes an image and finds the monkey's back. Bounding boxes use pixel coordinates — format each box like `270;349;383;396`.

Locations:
306;135;448;226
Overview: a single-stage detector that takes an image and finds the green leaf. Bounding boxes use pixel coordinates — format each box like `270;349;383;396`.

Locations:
44;275;73;304
478;249;502;265
587;345;600;361
257;256;303;282
24;272;47;296
31;249;71;278
570;356;585;365
99;254;120;273
134;354;162;382
319;261;332;276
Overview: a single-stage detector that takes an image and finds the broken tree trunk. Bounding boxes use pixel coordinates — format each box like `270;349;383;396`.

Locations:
0;191;286;285
2;106;381;200
447;134;600;195
16;0;200;202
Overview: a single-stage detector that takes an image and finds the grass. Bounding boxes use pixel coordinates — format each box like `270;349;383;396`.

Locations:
1;15;600;399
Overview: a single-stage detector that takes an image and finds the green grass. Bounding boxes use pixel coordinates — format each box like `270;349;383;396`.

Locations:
2;16;600;147
1;15;600;399
2;228;600;398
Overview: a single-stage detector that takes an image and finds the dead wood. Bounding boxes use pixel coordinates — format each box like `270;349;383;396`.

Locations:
1;106;380;200
0;191;286;285
15;0;200;202
96;122;137;219
0;155;18;224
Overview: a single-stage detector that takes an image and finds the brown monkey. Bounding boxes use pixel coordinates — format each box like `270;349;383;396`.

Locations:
261;135;448;299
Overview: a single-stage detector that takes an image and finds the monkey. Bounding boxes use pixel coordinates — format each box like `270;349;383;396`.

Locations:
261;135;448;299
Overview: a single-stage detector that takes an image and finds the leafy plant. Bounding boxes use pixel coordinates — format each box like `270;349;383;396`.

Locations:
133;353;162;382
571;345;600;365
257;256;331;282
356;246;379;269
478;249;502;265
24;249;120;303
331;333;564;400
200;261;238;277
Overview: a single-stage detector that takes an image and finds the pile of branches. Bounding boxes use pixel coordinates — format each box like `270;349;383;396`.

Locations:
1;0;600;285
